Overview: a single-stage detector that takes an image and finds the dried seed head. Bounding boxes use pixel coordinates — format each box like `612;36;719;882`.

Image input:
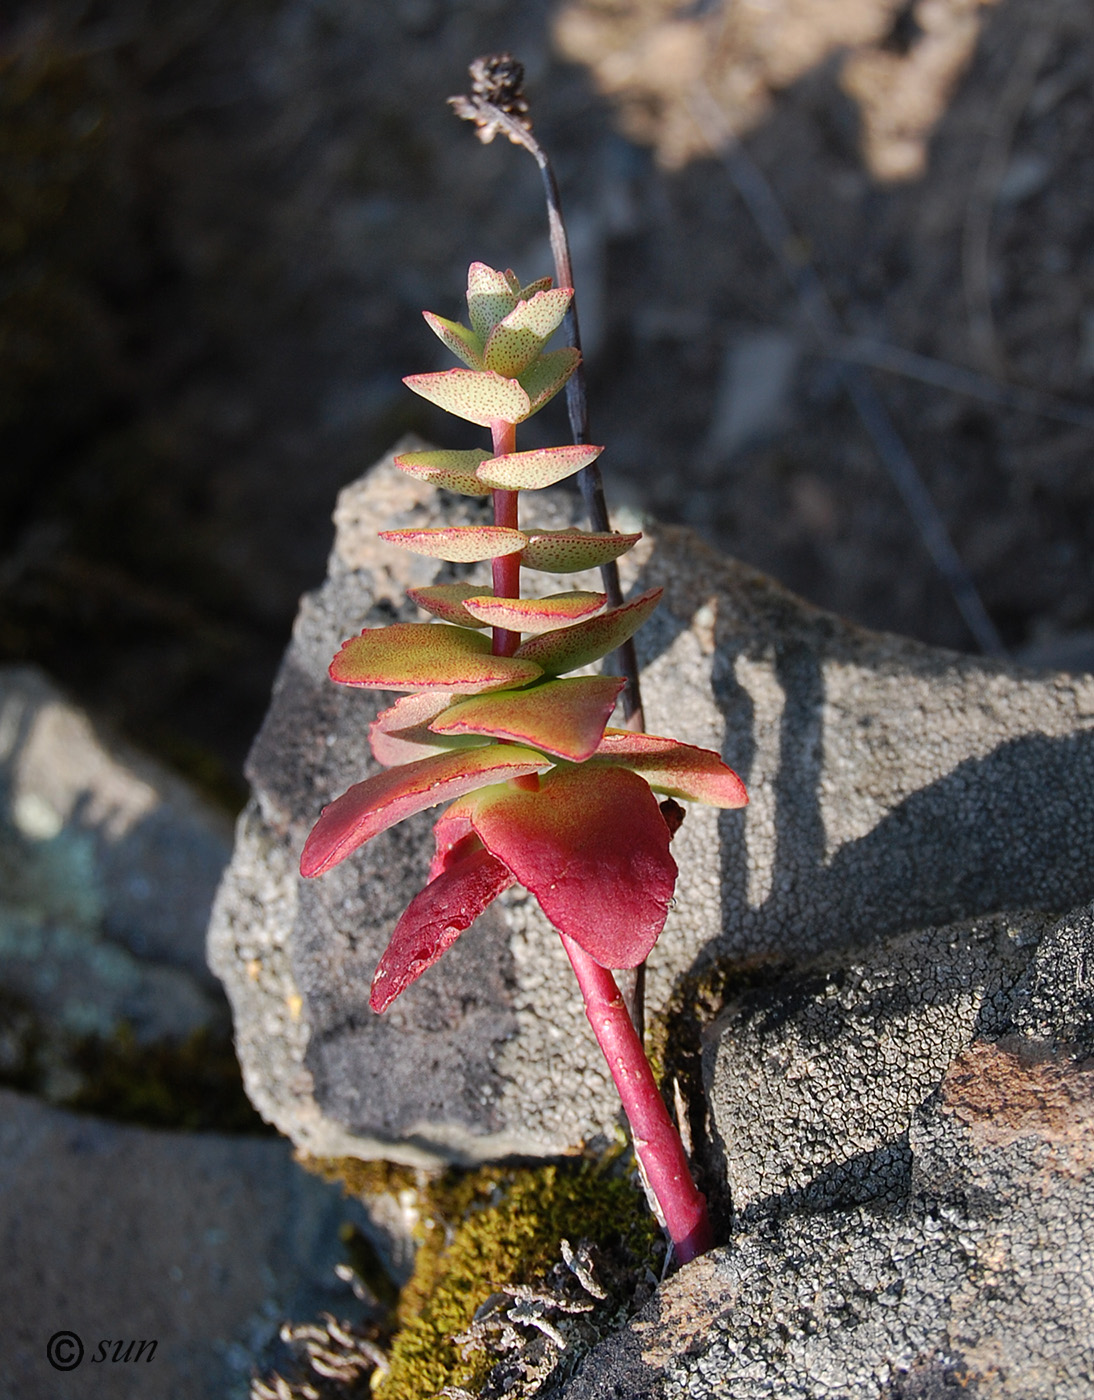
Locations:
449;53;532;145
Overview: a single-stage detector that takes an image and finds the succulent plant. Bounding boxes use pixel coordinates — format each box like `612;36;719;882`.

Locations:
301;262;747;1263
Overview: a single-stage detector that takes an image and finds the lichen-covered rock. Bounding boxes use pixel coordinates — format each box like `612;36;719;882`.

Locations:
553;911;1094;1398
209;442;1094;1165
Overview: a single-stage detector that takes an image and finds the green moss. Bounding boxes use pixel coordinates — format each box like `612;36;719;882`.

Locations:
66;1024;272;1133
377;1156;660;1400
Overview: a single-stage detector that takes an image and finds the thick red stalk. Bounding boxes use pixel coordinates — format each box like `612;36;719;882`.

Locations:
490;420;521;658
559;932;713;1264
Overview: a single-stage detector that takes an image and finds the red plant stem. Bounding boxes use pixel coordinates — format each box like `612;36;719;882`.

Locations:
490;419;521;658
559;932;713;1265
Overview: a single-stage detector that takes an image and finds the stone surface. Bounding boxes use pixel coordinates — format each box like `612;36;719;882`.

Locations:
209;441;1094;1165
552;906;1094;1398
0;665;234;1100
0;1088;371;1400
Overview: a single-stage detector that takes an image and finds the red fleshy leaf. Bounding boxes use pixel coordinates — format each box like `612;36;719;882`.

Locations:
429;795;480;879
300;744;548;878
330;623;542;693
593;731;749;807
430;676;624;761
369;845;516;1012
468;764;677;968
369;691;459;766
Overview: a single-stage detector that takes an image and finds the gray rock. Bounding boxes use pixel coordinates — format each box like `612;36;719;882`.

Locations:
0;666;234;1099
209;441;1094;1165
0;1088;371;1400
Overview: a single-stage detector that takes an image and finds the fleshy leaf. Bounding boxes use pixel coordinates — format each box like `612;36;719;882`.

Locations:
515;588;663;675
502;269;523;295
403;370;530;427
369;844;516;1012
393;449;493;496
429;795;480;879
469;763;677;968
466;263;519;340
476;444;603;492
518;276;553;300
593;731;749;808
330;623;542;692
482;289;573;377
407;583;492;627
430;676;625;761
521;529;641;573
518;347;581;416
300;744;548;878
422;311;484;370
379;525;527;562
370;691;459;765
462;591;606;634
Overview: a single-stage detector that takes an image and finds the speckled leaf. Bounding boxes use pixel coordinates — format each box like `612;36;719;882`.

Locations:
406;583;492;627
515;588;663;675
520;529;641;573
518;348;581;416
422;311;484;369
476;443;603;491
393;448;493;496
466;262;519;339
462;591;606;634
502;268;522;294
403;370;530;427
330;623;542;692
379;525;528;562
482;289;573;376
369;691;459;765
369;843;516;1012
300;744;548;878
469;763;677;968
593;731;749;808
518;276;553;299
431;675;625;761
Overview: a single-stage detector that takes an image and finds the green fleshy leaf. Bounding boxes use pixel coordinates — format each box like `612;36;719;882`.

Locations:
593;731;749;808
520;529;642;573
300;744;548;878
407;583;492;627
518;347;581;416
518;276;553;299
403;370;530;427
379;525;527;562
431;676;624;761
502;268;523;295
476;443;603;491
468;763;677;968
422;311;484;369
330;623;542;692
481;289;573;377
515;588;662;675
393;448;493;496
466;262;519;340
462;591;605;634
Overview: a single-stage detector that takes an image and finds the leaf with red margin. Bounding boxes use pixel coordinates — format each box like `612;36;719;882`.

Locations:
518;276;553;300
518;348;581;416
300;744;548;877
482;289;573;377
428;795;479;879
520;530;641;573
422;311;484;369
475;444;603;491
403;370;530;427
330;624;542;692
468;763;677;969
593;730;749;808
514;588;662;675
379;525;527;562
462;591;605;634
369;844;516;1012
430;676;625;761
406;583;492;627
393;448;492;496
370;691;459;765
467;262;519;339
